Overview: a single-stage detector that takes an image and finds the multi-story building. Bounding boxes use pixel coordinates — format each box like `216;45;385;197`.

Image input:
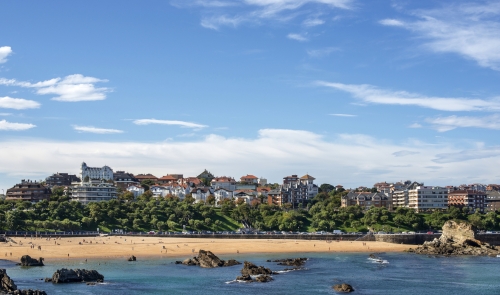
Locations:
392;181;422;209
211;176;237;191
280;174;319;207
214;188;233;205
45;173;80;187
240;174;259;184
80;162;113;181
448;190;486;213
113;171;138;189
70;182;117;204
408;186;448;212
267;189;283;206
486;191;500;212
126;185;144;198
341;192;392;210
6;180;51;202
134;174;158;183
157;175;178;185
487;184;500;191
258;177;268;186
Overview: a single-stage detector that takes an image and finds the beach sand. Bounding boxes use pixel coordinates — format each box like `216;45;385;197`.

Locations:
0;236;410;262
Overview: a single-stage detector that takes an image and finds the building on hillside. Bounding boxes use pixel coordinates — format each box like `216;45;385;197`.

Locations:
408;186;448;212
234;191;257;205
335;185;344;191
258;177;267;186
45;173;80;187
392;181;423;209
150;185;169;198
373;182;392;192
280;174;319;207
267;189;283;206
126;185;144;198
80;162;113;181
113;171;138;189
486;191;500;212
70;182;117;205
181;177;202;186
197;169;215;182
134;174;158;183
257;187;270;197
448;190;486;213
452;183;487;192
157;175;178;185
341;192;392;210
214;188;233;205
240;174;258;184
211;176;237;191
6;180;51;203
191;187;212;203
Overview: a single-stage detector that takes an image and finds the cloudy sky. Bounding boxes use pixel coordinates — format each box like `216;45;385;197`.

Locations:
1;0;500;191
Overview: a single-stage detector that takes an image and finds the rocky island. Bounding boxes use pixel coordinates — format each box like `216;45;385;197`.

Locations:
0;269;46;295
177;250;241;268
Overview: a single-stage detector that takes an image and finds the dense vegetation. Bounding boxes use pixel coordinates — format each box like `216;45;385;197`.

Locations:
0;186;499;233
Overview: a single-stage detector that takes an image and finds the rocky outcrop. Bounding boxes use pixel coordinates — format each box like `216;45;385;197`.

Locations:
240;261;272;276
333;283;354;293
180;250;241;268
409;220;499;256
19;256;44;267
127;256;136;261
0;269;46;295
269;258;307;267
49;268;104;284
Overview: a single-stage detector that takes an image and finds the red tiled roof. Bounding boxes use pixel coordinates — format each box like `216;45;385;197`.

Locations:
241;174;258;179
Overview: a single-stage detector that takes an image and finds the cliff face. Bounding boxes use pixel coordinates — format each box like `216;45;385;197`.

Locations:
409;220;499;256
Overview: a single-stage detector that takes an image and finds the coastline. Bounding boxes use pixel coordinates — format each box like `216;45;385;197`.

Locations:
0;236;410;262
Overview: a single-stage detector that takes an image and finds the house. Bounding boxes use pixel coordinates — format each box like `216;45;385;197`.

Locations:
134;174;158;183
448;190;486;213
45;173;80;187
126;185;144;198
150;185;169;198
113;171;138;189
214;188;233;205
191;187;213;203
157;175;178;185
180;177;202;186
6;180;51;203
257;187;271;197
234;190;257;204
70;181;117;205
240;174;258;184
211;176;237;191
341;192;392;210
408;186;448;212
80;162;113;181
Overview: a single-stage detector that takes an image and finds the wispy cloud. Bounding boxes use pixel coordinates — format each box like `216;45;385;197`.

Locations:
426;115;500;132
434;147;500;164
0;74;110;102
393;150;420;157
0;97;40;109
73;126;124;134
133;119;208;129
316;81;500;112
0;119;35;131
201;15;245;30
409;123;422;128
380;2;500;70
307;47;339;57
329;113;356;117
287;33;308;42
303;18;325;27
0;113;11;116
0;46;13;64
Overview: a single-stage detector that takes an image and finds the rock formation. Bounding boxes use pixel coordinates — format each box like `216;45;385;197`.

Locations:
409;220;499;256
19;256;44;267
0;269;47;295
179;250;241;268
270;258;307;267
333;283;354;293
48;268;104;284
127;255;136;261
240;261;273;276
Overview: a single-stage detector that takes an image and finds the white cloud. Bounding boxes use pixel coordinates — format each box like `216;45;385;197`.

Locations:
303;18;325;27
1;129;499;191
73;126;124;134
426;115;500;132
0;97;40;109
380;3;500;70
201;15;246;30
0;46;13;64
0;120;35;131
329;113;356;117
409;123;422;128
0;113;11;116
0;74;110;102
316;81;500;112
287;33;308;42
133;119;208;129
392;150;420;157
307;47;339;57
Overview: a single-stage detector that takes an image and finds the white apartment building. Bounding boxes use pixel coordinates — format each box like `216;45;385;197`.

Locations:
71;182;117;204
80;162;113;181
408;185;448;212
126;185;144;198
211;176;237;191
214;188;233;205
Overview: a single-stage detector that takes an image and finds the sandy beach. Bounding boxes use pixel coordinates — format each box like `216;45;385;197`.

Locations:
0;236;410;262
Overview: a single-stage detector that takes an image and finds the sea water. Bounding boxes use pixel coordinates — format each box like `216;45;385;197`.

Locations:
1;252;499;294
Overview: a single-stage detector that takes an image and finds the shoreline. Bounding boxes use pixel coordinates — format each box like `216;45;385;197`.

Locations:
0;236;411;262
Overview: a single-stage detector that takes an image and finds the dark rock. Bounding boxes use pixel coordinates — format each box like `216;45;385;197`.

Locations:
86;282;96;286
20;256;44;267
50;268;104;284
255;275;273;283
174;261;182;264
127;256;136;262
333;283;354;293
180;250;240;268
236;274;252;282
43;278;51;283
273;258;307;267
240;261;273;276
0;269;17;293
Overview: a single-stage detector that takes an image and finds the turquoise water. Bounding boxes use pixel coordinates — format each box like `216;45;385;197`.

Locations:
2;252;500;294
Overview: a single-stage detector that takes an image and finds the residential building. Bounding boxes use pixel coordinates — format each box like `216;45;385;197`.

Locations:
341;192;392;210
70;182;117;205
408;186;448;212
258;177;268;186
267;189;283;206
280;174;319;207
45;173;80;186
80;162;113;181
126;185;144;198
191;187;212;203
240;174;258;184
234;191;257;205
113;171;138;189
487;184;500;191
211;176;237;191
486;191;500;212
214;188;233;205
150;185;169;198
157;175;178;185
181;177;202;186
6;180;51;203
197;169;215;182
392;181;422;209
257;187;270;197
448;190;486;213
134;174;158;183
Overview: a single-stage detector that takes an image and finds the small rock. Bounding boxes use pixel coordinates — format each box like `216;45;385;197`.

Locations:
333;283;354;293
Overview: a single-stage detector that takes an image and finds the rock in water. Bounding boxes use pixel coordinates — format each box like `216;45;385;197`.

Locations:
50;268;104;284
20;255;44;267
180;250;241;268
333;283;354;293
127;255;136;261
0;269;47;294
240;261;273;276
410;220;499;256
254;275;274;283
273;258;307;267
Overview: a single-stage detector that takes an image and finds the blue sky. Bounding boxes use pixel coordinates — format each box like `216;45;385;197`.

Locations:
1;0;500;191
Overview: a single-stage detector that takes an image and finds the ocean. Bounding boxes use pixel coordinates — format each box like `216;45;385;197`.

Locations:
2;252;499;294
